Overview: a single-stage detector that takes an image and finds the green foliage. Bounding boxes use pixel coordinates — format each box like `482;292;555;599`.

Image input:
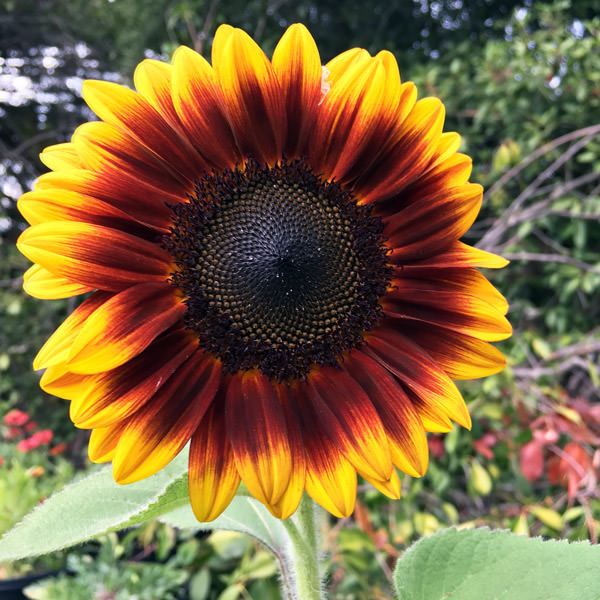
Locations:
22;522;281;600
0;449;73;538
24;534;189;600
0;451;189;562
393;527;600;600
0;245;73;439
410;2;600;162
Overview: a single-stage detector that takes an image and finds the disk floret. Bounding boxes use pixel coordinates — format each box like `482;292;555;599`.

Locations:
166;159;392;380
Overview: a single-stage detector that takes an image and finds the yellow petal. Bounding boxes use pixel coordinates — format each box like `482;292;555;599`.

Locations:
40;364;90;400
39;143;83;171
23;264;92;299
362;469;402;499
33;292;110;370
189;406;241;522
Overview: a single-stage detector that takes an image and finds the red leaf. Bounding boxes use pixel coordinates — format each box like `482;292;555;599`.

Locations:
428;435;445;459
473;437;495;460
520;439;545;482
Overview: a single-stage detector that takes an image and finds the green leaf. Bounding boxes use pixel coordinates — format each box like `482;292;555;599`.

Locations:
467;460;493;496
0;449;189;562
394;527;600;600
529;506;564;531
218;584;244;600
189;568;211;600
159;496;290;558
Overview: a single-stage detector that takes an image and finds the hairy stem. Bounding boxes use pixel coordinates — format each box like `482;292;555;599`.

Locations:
279;495;324;600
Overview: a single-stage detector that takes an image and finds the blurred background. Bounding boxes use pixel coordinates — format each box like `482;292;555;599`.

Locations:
1;0;599;598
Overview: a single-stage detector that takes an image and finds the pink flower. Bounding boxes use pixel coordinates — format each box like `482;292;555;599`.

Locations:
5;426;21;440
3;409;29;426
31;429;53;445
16;430;52;452
17;438;35;452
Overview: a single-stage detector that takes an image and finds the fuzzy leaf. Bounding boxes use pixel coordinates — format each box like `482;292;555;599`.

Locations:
0;450;189;561
394;527;600;600
159;496;290;557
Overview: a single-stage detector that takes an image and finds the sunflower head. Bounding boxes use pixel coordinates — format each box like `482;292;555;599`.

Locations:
17;23;510;521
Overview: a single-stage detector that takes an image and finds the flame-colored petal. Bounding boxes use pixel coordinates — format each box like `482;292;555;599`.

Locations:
81;79;204;179
189;403;241;522
40;363;91;400
308;367;393;481
314;50;408;184
325;48;369;80
396;241;509;270
399;321;507;380
72;120;189;193
33;168;178;231
272;23;322;157
17;221;171;292
66;282;184;374
70;329;197;428
393;267;509;315
377;151;474;219
212;25;286;163
89;419;130;463
344;351;428;477
385;283;512;342
366;329;471;430
33;292;111;370
269;384;306;519
112;352;221;484
226;372;292;511
133;59;180;127
362;469;402;499
295;387;357;517
386;183;483;262
359;97;445;203
18;188;161;237
171;46;240;168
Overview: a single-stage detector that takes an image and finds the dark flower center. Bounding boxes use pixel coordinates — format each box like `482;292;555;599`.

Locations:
165;159;391;381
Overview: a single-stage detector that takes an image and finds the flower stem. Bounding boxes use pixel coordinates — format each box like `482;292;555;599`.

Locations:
280;495;324;600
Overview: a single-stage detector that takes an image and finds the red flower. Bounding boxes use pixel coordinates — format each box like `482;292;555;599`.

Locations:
31;429;53;445
49;442;68;456
17;430;52;452
5;426;21;440
3;409;29;426
17;438;35;452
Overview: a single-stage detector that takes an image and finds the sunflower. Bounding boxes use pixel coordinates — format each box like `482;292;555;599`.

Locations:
17;24;511;521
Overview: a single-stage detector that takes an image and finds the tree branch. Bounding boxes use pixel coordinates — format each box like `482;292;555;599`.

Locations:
485;124;600;200
502;251;600;273
479;130;600;250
